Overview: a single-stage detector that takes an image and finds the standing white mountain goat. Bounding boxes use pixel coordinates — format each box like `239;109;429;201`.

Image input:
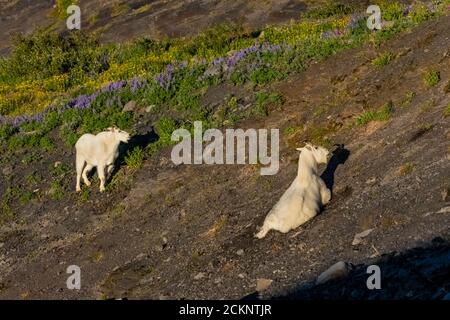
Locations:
255;143;331;239
75;127;130;192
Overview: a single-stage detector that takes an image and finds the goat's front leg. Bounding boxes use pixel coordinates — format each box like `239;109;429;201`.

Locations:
75;155;85;192
319;178;331;205
98;164;106;192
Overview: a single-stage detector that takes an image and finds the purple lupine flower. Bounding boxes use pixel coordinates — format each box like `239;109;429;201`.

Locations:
348;13;365;30
101;80;127;93
154;63;175;90
403;4;413;16
321;30;333;39
128;76;146;93
3;76;137;128
425;2;437;13
74;95;90;109
212;57;225;66
321;28;346;39
201;41;284;81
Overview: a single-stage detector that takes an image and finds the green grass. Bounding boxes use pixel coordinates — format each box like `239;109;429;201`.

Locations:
6;133;55;152
372;52;396;67
2;30;104;84
444;104;450;117
49;180;65;200
54;0;78;19
284;125;303;135
356;102;394;126
133;4;152;15
410;3;435;24
0;187;19;224
125;146;145;170
19;191;35;205
401;91;416;107
380;1;404;21
398;162;414;176
423;70;441;87
26;172;42;185
304;1;353;19
78;189;91;204
154;117;179;147
252;91;283;117
304;125;334;149
111;1;130;17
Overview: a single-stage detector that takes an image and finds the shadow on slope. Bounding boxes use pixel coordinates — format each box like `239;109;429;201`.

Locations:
269;237;450;300
321;144;350;194
109;128;159;180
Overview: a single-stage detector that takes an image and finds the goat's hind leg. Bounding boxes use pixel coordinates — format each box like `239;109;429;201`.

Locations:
82;164;93;187
106;164;114;179
75;154;86;192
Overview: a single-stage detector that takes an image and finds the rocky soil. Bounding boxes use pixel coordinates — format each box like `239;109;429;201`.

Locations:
1;0;379;55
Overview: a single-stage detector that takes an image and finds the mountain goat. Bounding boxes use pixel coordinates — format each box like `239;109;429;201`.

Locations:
75;127;130;192
255;143;331;239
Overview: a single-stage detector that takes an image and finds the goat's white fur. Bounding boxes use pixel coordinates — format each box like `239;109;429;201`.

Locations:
75;127;130;192
255;143;331;239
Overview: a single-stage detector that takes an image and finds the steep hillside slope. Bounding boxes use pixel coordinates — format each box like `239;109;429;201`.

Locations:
0;0;380;56
0;13;448;299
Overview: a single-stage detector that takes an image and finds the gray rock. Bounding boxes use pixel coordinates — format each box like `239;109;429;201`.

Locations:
236;249;244;256
365;177;376;184
204;65;221;77
2;166;13;176
123;100;137;112
442;188;449;202
436;206;450;214
316;261;351;285
352;229;374;246
194;272;206;280
145;105;155;113
256;278;273;292
135;253;146;260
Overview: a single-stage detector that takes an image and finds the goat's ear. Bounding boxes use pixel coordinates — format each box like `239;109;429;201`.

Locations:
296;147;302;152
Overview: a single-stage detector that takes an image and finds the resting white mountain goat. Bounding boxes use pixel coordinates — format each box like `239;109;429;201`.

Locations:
255;143;331;239
75;127;130;192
